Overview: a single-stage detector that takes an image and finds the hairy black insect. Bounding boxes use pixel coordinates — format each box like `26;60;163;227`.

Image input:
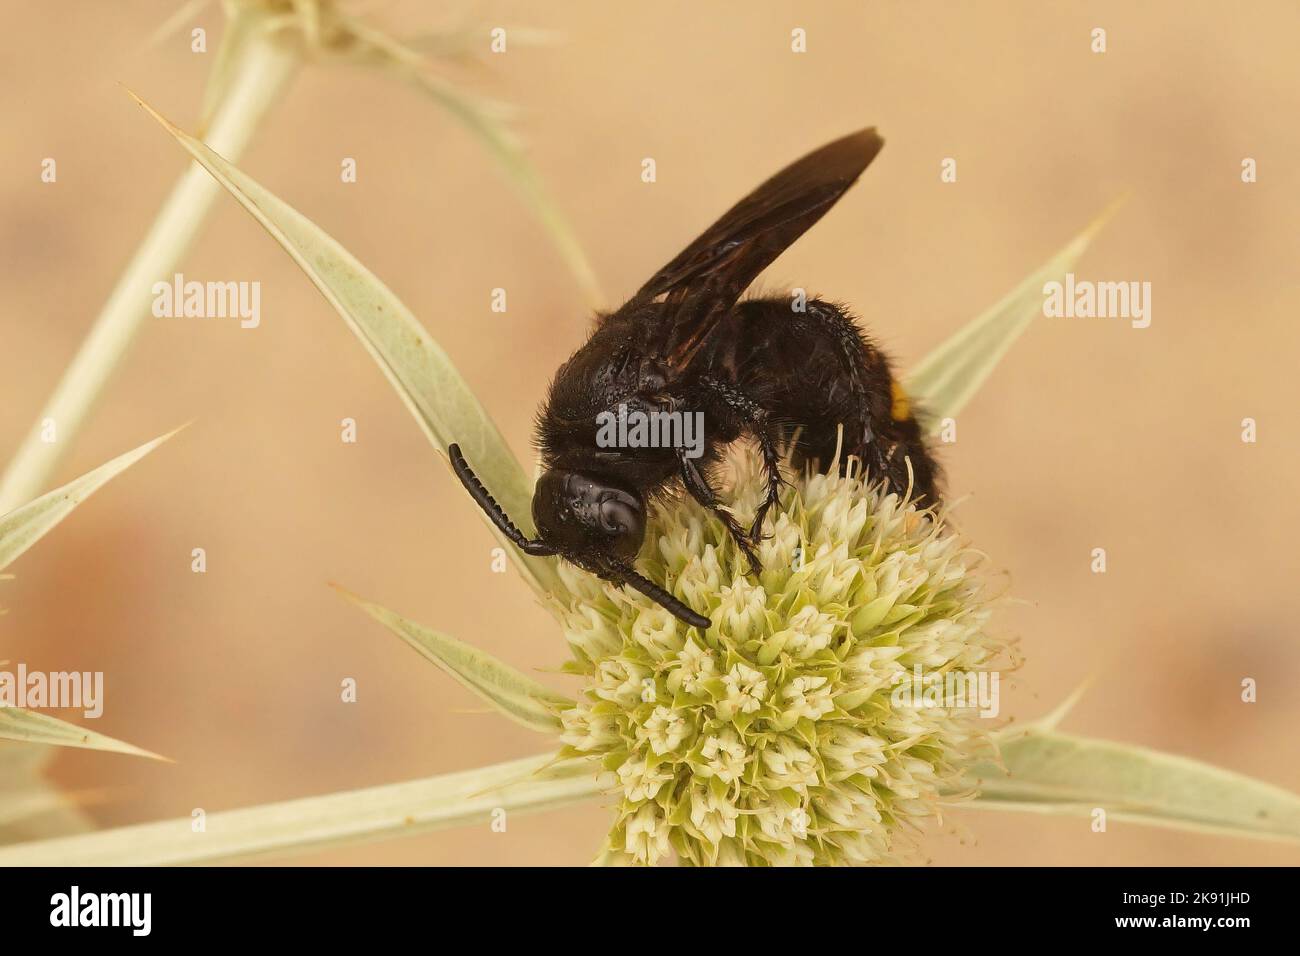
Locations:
450;128;938;629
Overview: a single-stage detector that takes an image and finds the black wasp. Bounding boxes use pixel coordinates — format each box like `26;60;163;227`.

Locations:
450;128;938;629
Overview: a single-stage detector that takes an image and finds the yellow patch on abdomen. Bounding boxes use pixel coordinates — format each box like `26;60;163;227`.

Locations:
890;379;911;421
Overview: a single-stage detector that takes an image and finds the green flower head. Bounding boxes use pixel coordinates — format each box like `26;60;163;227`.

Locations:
553;446;1008;866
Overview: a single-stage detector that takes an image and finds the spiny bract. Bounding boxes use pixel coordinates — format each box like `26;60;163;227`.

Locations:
552;447;1008;866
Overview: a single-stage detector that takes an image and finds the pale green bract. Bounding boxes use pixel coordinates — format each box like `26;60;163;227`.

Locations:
966;727;1300;842
0;430;179;573
0;431;178;834
2;99;1296;865
333;585;573;733
0;709;165;762
0;430;180;765
905;196;1123;430
128;93;563;600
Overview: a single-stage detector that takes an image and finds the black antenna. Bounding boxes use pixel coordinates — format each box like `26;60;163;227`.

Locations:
448;444;556;556
613;561;711;630
450;443;710;629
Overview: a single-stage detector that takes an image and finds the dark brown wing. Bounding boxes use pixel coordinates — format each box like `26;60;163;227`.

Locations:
631;127;885;369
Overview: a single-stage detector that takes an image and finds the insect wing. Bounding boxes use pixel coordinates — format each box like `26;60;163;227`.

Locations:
633;127;885;368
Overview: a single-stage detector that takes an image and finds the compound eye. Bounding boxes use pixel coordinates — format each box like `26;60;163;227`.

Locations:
599;494;643;538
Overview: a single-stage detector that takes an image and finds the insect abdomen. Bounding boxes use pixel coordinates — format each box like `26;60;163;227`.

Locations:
724;297;940;504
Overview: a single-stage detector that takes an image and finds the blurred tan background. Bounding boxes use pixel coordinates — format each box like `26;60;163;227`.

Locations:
2;0;1298;865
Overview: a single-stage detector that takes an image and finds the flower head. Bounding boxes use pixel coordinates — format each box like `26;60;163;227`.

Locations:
555;446;1007;866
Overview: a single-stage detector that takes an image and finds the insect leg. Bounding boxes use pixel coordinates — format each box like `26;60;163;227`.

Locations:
677;449;763;573
696;376;784;543
803;302;891;481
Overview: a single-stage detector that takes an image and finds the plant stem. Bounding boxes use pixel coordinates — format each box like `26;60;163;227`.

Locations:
0;754;599;866
0;20;297;513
